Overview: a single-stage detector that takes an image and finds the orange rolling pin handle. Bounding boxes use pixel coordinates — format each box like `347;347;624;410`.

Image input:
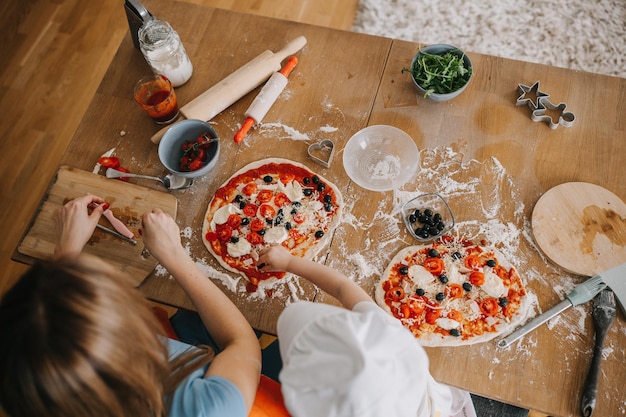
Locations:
280;55;298;77
234;117;256;144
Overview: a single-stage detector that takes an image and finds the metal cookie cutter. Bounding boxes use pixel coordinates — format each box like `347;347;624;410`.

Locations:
307;139;335;168
531;97;576;129
516;81;549;111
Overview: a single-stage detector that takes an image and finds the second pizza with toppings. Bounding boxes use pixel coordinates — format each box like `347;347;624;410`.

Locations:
375;237;531;346
202;158;343;290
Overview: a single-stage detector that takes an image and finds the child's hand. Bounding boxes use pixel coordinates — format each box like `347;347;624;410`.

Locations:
54;195;107;258
257;245;293;272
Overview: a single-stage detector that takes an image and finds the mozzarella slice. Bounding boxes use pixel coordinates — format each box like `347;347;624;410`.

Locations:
264;227;288;244
481;269;507;298
408;265;435;287
227;239;252;257
213;204;241;225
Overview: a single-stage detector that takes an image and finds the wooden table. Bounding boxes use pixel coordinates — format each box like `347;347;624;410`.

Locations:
15;1;625;416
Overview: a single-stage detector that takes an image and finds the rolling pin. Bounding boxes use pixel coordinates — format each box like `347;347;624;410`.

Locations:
150;35;307;144
234;55;298;143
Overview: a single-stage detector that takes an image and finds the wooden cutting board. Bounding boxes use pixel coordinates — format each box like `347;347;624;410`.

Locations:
18;166;178;286
532;182;626;277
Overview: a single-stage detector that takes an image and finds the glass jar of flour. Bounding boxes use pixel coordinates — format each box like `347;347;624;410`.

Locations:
138;19;193;87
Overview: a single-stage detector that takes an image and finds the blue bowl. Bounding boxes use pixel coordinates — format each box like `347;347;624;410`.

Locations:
158;119;220;179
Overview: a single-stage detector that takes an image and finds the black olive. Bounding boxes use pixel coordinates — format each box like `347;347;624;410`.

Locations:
413;209;422;218
452;251;462;260
416;288;425;296
436;221;445;231
433;213;442;222
303;177;310;185
499;297;509;307
435;292;445;301
290;208;298;215
263;175;273;183
417;215;428;223
241;218;250;226
424;208;433;217
258;229;266;236
428;226;439;236
230;236;239;243
426;218;436;226
317;182;326;191
486;259;497;267
292;201;302;207
414;227;423;236
450;329;461;337
303;189;313;197
324;203;333;212
399;266;409;275
315;230;324;239
284;222;292;230
234;194;244;203
408;214;417;223
428;249;439;258
266;218;273;225
420;229;430;239
239;201;247;209
462;282;472;292
312;175;320;184
323;194;332;203
439;274;448;284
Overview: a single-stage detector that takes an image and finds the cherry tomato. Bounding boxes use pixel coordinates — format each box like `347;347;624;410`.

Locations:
292;212;306;224
274;192;291;207
98;156;120;169
257;189;273;203
479;298;499;317
279;173;296;185
464;255;482;270
205;231;218;242
215;224;232;242
250;218;265;232
227;214;242;229
187;158;204;171
246;232;264;245
447;309;463;321
259;204;276;219
385;286;405;301
423;257;444;275
243;203;258;217
445;283;464;299
425;308;441;325
469;271;485;286
242;183;258;196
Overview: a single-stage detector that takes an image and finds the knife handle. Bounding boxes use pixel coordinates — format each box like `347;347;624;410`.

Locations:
497;299;572;348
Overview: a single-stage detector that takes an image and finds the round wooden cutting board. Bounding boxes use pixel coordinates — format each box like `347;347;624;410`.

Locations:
531;182;626;277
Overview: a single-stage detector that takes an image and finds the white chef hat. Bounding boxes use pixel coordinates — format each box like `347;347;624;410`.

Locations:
277;301;466;417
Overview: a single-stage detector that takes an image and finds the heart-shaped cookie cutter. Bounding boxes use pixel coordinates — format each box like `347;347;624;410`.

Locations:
531;97;576;129
307;139;335;168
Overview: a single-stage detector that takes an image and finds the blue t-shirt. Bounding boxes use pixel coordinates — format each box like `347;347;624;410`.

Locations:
167;338;247;417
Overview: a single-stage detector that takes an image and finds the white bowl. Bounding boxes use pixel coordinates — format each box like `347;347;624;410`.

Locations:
343;125;419;191
158;119;220;179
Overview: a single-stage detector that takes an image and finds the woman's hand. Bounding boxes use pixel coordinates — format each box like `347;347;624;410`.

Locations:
139;208;186;265
257;244;293;272
54;195;107;258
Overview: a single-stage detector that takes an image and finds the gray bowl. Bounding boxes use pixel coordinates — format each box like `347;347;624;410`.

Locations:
158;119;220;178
408;44;473;102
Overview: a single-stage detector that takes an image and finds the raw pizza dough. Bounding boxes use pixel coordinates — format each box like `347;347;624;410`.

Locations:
203;158;343;289
376;239;532;346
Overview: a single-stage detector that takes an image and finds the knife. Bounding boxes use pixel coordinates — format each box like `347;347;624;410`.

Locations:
89;202;135;239
96;224;137;245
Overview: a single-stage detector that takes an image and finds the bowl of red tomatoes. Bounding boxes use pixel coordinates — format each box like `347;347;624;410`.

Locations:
158;119;220;178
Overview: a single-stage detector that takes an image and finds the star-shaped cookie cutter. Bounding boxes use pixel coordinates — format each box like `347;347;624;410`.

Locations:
516;81;549;111
531;97;576;129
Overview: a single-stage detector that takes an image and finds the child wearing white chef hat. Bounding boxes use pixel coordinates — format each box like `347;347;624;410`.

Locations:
257;245;475;417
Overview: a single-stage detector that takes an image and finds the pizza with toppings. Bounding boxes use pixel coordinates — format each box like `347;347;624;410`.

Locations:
202;158;343;291
375;237;531;346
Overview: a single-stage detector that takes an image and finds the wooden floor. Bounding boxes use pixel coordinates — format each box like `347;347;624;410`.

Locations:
0;1;550;416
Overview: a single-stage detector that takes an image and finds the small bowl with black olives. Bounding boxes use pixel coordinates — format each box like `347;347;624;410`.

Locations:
402;193;454;242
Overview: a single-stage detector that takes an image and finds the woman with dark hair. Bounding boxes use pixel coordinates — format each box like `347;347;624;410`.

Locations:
0;195;261;417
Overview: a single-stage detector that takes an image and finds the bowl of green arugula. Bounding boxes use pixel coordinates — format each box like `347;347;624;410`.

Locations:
403;44;473;102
